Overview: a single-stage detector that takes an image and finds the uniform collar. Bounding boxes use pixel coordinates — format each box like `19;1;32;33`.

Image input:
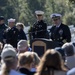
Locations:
56;22;61;28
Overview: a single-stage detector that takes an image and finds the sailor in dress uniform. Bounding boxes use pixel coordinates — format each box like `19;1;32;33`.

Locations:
50;13;71;46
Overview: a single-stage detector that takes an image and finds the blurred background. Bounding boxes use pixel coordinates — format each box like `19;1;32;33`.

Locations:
0;0;75;26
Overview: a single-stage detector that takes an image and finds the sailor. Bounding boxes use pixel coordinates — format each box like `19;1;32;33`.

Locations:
50;13;71;46
5;18;19;48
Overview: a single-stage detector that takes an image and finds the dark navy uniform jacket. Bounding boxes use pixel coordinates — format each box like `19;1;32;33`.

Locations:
5;26;19;48
17;29;27;42
31;20;47;39
0;24;8;44
50;23;71;46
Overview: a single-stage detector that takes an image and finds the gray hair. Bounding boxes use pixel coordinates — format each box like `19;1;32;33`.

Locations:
62;43;75;56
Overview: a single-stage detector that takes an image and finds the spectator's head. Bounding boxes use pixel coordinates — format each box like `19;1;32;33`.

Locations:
8;18;16;28
3;44;14;49
31;52;40;72
36;49;67;75
17;40;28;53
18;51;34;70
50;13;62;25
16;22;24;30
40;49;63;69
31;52;40;66
62;43;75;56
1;46;18;75
0;16;5;25
35;10;44;21
1;48;16;61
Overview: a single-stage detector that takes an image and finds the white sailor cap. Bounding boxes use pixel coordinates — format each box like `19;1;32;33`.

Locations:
8;18;16;22
35;10;44;15
50;13;62;18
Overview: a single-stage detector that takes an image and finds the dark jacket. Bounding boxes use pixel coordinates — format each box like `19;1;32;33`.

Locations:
19;68;35;75
0;24;8;44
50;23;71;46
5;26;19;48
31;20;48;39
17;29;27;42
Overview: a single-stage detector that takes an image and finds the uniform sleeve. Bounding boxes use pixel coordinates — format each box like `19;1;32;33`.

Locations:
28;26;35;39
49;26;55;39
64;26;71;42
22;31;27;40
43;22;47;30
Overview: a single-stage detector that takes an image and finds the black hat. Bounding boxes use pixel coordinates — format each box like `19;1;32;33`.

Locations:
0;16;4;20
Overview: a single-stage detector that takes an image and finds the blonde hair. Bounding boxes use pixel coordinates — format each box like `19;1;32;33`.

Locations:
18;52;33;66
31;52;40;66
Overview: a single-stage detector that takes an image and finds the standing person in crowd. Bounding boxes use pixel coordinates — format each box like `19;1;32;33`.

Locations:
16;22;27;42
35;49;68;75
49;13;71;46
0;44;24;75
29;10;49;40
0;16;8;44
18;51;34;75
5;18;19;48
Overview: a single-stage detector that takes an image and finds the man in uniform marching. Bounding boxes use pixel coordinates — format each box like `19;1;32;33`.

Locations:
49;13;71;46
30;10;48;39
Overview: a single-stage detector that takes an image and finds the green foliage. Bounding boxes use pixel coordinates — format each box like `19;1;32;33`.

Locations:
0;0;75;26
69;0;75;4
